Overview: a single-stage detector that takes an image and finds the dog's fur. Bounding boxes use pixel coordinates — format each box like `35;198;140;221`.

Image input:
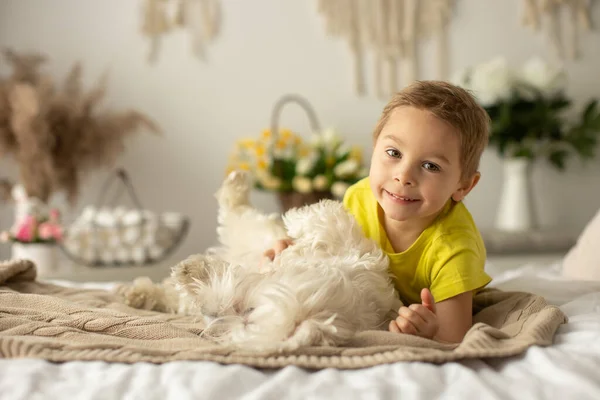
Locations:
118;171;401;351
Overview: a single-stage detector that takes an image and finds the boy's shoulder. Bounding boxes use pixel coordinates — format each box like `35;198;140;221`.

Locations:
346;177;371;195
343;177;372;208
429;201;485;250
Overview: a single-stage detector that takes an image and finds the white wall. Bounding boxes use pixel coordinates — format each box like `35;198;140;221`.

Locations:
1;0;599;262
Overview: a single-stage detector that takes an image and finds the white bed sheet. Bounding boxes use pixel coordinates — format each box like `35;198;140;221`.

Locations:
1;262;600;400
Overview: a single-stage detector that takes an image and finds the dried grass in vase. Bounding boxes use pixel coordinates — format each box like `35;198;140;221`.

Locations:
0;48;160;205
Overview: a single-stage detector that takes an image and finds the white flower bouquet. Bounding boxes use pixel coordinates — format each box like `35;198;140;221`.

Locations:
453;56;600;169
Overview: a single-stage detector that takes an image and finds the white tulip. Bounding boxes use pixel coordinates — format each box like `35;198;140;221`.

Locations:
322;128;342;150
310;133;324;147
313;175;330;191
469;57;514;106
331;182;350;199
335;144;350;158
334;159;359;178
292;176;313;193
519;56;567;97
296;157;316;175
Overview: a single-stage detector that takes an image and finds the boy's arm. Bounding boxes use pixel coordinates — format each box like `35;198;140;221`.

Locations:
433;291;473;343
390;288;473;343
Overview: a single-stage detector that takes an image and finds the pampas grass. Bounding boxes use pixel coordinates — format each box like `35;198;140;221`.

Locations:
0;48;160;204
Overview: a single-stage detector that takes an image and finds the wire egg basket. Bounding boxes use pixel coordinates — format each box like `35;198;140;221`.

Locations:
59;168;190;267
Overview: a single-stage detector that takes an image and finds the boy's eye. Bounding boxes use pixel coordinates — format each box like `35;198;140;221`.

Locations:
385;149;401;158
423;162;440;172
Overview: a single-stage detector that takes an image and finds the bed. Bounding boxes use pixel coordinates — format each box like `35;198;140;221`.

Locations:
1;257;599;400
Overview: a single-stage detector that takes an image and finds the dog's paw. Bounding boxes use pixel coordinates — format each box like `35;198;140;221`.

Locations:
216;170;251;208
226;170;249;185
116;276;158;310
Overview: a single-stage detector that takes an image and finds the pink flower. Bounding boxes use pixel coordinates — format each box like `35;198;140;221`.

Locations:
14;215;37;243
38;222;63;242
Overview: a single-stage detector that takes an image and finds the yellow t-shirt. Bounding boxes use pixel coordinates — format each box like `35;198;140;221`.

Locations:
343;177;491;305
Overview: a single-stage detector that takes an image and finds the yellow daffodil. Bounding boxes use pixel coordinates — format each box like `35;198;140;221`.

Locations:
238;138;255;149
254;143;266;157
350;145;363;163
280;129;293;140
275;138;287;149
257;158;268;170
228;126;365;197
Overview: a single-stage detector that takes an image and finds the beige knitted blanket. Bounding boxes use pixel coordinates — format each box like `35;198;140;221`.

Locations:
0;259;567;369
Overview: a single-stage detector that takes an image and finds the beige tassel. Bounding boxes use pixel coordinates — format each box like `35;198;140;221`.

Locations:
141;0;171;63
402;0;418;85
317;0;455;96
348;0;366;96
521;0;594;61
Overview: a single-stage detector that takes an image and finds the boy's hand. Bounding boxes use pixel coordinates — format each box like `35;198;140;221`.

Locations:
262;238;294;261
389;288;439;339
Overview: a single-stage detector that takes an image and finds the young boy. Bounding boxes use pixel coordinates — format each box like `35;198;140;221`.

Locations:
265;80;491;343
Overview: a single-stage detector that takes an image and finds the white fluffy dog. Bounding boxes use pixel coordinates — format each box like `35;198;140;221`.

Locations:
119;171;400;351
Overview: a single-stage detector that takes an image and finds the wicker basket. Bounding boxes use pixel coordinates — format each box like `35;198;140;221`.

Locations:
59;168;189;267
269;94;333;213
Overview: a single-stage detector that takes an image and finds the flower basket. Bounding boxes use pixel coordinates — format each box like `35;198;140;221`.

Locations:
270;94;333;212
227;94;367;213
59;168;190;267
277;190;333;212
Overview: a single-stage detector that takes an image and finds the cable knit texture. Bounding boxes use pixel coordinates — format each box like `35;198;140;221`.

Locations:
0;260;567;369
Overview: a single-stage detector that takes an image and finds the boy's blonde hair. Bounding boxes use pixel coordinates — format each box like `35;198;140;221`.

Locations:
372;80;490;180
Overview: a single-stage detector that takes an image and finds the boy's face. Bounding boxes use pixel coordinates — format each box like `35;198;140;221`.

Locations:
369;106;474;227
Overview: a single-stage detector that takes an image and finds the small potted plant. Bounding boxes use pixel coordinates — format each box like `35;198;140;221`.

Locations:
1;193;64;276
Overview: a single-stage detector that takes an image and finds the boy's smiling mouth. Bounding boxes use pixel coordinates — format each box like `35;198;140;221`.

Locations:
384;189;420;203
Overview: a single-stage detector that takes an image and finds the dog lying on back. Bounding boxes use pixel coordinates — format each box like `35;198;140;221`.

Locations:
118;171;400;351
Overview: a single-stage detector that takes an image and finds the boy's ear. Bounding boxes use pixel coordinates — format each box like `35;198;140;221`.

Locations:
451;172;480;202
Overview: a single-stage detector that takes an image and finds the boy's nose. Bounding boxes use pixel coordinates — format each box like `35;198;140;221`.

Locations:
393;166;416;186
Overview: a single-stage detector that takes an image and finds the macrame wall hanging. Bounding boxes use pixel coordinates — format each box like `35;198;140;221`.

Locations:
141;0;220;63
521;0;594;60
317;0;455;99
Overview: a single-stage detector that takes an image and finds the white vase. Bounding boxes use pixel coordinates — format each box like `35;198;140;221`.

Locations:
495;157;536;232
11;242;59;277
